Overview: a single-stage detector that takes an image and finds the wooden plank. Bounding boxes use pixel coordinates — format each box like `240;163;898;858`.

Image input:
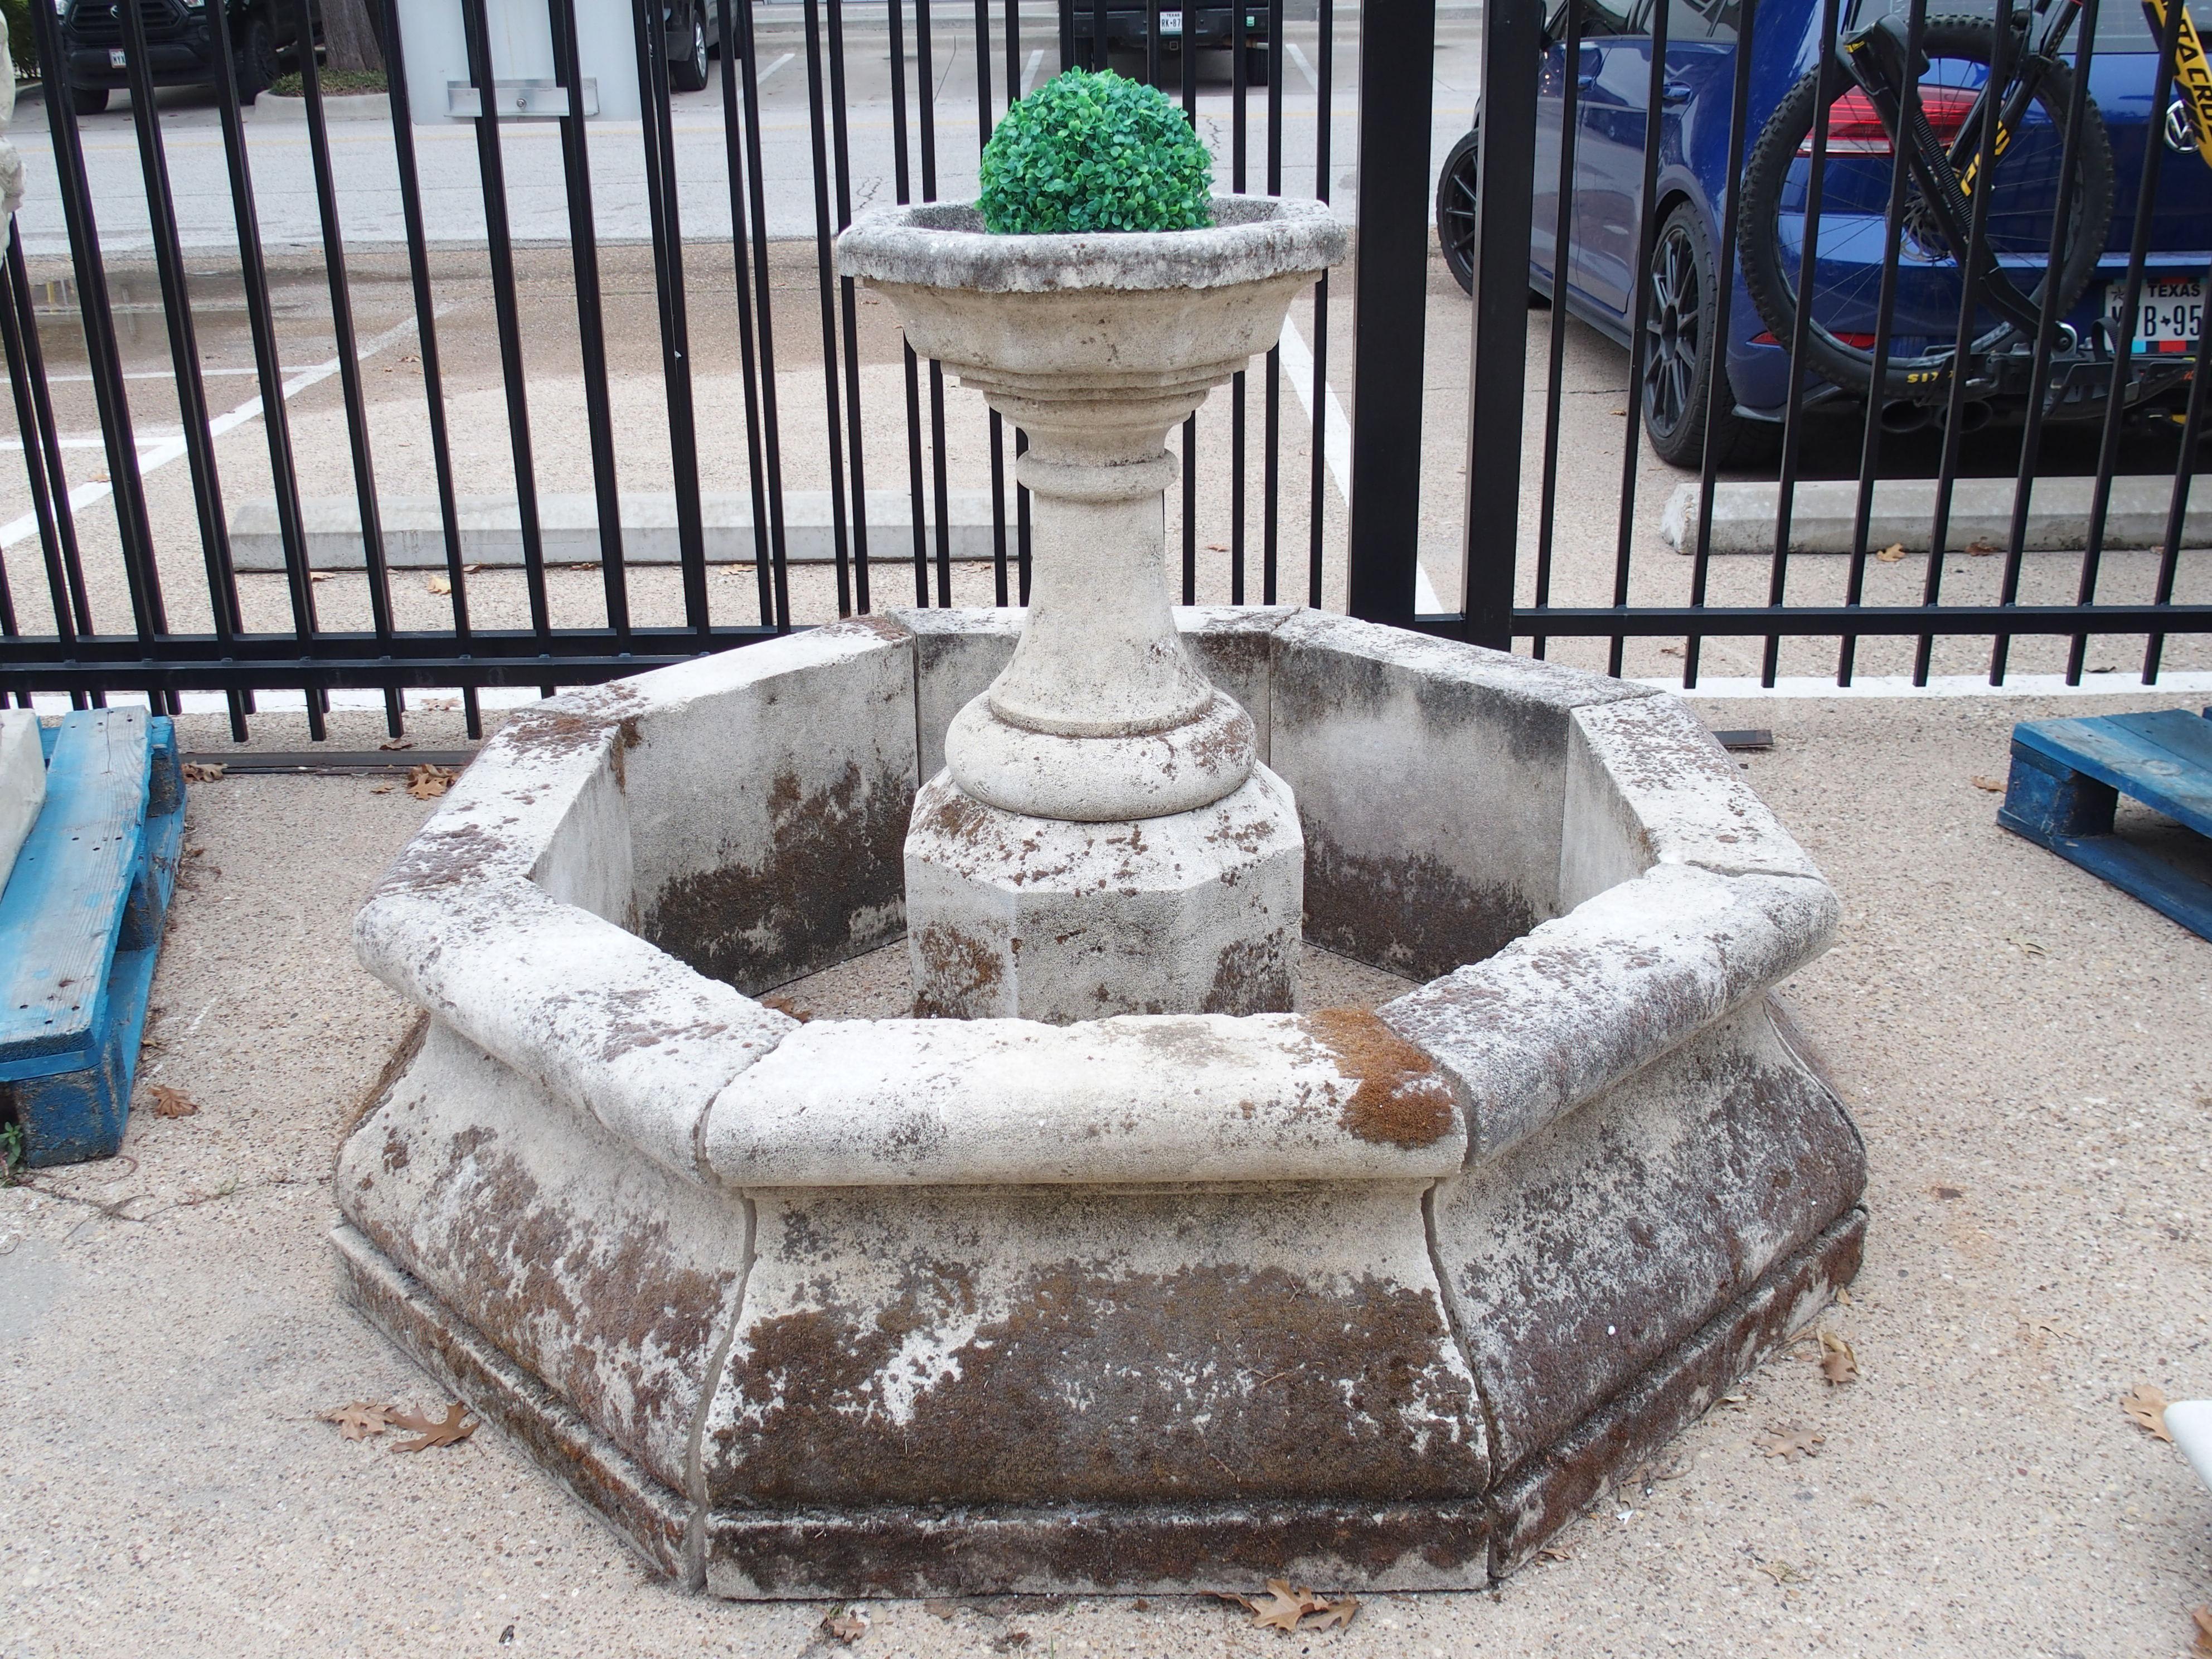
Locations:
2012;713;2212;835
0;710;152;1065
2037;830;2212;944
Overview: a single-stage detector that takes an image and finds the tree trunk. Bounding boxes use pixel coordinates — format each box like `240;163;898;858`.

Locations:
320;0;385;75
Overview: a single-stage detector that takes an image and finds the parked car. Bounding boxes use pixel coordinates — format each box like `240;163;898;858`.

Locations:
1071;5;1273;85
59;0;717;114
1437;0;2211;467
58;0;318;112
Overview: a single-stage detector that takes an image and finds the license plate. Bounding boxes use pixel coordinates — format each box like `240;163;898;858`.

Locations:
108;47;125;67
1160;9;1182;33
2107;275;2203;351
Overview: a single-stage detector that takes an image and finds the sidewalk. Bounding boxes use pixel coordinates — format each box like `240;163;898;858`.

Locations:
0;692;2205;1657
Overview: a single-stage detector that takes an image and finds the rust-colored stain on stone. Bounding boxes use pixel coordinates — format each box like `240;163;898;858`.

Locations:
910;922;1004;1017
1301;1007;1456;1148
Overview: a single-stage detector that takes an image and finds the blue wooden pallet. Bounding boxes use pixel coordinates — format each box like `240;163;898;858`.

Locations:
0;711;184;1167
1998;706;2212;943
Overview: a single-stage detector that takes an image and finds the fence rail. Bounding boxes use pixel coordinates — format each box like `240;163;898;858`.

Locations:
0;0;2204;734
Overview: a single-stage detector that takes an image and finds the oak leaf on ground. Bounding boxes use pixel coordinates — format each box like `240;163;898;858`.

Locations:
1875;542;1907;562
1756;1423;1825;1459
319;1401;395;1440
2190;1604;2212;1657
1308;1594;1359;1631
2122;1384;2172;1443
390;1402;477;1452
821;1611;869;1644
180;762;225;783
405;764;458;801
149;1085;198;1118
426;574;452;595
1817;1329;1859;1386
1970;775;2006;792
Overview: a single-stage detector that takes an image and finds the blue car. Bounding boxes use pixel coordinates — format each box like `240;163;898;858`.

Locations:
1437;0;2212;467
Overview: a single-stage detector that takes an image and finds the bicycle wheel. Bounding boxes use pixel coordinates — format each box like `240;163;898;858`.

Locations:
1738;16;2113;402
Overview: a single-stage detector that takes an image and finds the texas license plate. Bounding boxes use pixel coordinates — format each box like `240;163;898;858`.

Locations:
2107;275;2204;351
1160;9;1183;33
108;48;125;67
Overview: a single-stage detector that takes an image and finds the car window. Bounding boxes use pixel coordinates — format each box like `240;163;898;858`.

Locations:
1564;0;1645;40
1614;0;1740;41
1847;0;2161;51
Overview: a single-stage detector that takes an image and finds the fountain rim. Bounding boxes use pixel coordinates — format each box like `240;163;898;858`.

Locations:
351;609;1838;1197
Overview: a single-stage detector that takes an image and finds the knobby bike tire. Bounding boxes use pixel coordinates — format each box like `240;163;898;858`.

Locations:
1736;16;2116;401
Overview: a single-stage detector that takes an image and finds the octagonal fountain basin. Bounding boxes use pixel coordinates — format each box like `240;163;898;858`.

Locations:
332;605;1866;1599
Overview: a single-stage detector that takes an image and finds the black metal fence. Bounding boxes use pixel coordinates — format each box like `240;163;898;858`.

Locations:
0;0;2204;735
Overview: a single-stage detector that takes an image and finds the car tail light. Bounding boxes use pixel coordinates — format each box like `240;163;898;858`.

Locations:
1799;86;1977;156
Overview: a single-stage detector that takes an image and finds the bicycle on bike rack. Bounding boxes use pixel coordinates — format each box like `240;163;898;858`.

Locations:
1737;0;2209;421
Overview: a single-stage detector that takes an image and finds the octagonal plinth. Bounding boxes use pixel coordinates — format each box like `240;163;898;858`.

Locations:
905;767;1302;1022
333;607;1867;1602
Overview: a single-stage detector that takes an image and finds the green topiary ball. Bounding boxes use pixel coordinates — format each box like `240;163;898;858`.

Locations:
978;69;1215;235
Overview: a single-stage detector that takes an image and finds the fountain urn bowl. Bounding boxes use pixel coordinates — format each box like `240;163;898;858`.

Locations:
332;608;1866;1600
835;198;1345;1020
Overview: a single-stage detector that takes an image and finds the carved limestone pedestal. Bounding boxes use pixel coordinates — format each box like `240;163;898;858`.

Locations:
834;197;1344;1020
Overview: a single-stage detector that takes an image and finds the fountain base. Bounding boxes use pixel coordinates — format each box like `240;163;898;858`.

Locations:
904;764;1303;1021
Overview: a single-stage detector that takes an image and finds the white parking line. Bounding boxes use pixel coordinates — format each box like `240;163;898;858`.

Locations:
754;51;795;85
1021;47;1045;94
1277;312;1447;614
1286;41;1321;90
0;307;449;551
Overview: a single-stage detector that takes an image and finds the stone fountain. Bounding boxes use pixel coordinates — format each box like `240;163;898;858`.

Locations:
332;196;1865;1599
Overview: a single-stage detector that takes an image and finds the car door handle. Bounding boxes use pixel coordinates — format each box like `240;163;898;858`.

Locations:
1661;81;1693;103
1578;68;1600;88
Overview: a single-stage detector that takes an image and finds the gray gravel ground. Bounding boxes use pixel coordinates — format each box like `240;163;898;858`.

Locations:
1;692;2209;1658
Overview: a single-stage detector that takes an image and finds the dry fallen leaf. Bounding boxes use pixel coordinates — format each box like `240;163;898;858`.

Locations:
1835;1286;1854;1306
1536;1544;1573;1562
406;763;458;801
2007;934;2047;958
2191;1604;2212;1657
426;574;452;595
1932;1185;1965;1200
390;1402;477;1452
1206;542;1228;552
1244;1580;1324;1633
1757;1560;1801;1585
370;783;394;795
2122;1384;2172;1443
181;761;225;783
1875;542;1907;562
821;1611;869;1644
378;738;415;752
319;1400;395;1441
1308;1594;1359;1631
1756;1423;1825;1460
1609;406;1627;415
922;1599;958;1621
1817;1329;1859;1386
149;1085;199;1119
309;571;332;583
1965;538;1999;556
1970;775;2006;792
762;995;812;1023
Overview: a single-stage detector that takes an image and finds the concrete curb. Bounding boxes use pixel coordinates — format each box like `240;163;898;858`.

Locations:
249;91;391;122
227;489;999;568
1661;473;2211;555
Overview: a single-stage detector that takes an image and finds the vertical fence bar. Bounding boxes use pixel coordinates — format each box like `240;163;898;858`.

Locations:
119;0;246;736
889;0;933;605
1530;0;1584;659
2063;0;2184;684
1912;0;2019;685
7;229;95;658
916;0;954;606
633;0;715;644
735;0;796;630
463;0;555;691
1758;0;1842;687
377;0;482;734
1990;0;2100;686
0;239;87;707
1455;0;1540;646
548;0;630;649
1229;0;1248;604
1180;8;1199;603
1833;0;1923;687
1603;0;1671;677
200;0;316;731
1007;0;1035;599
977;0;1010;607
802;0;855;617
1260;0;1282;602
299;0;403;730
1307;0;1332;608
28;0;168;678
830;0;874;613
